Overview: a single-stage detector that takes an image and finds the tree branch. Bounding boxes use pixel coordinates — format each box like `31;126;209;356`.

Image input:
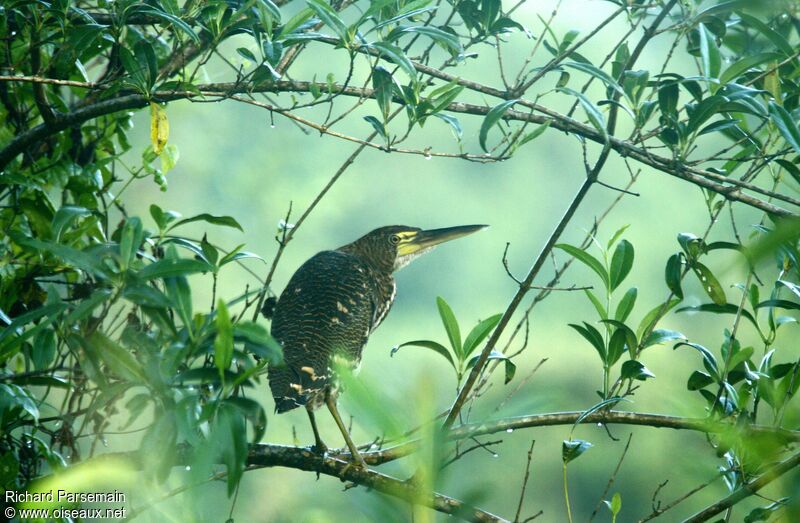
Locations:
682;449;800;523
364;410;800;465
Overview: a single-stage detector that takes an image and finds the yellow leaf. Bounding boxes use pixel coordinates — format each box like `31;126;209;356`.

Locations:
150;102;169;155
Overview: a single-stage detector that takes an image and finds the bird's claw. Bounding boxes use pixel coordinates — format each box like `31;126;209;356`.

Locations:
310;442;328;456
339;456;368;477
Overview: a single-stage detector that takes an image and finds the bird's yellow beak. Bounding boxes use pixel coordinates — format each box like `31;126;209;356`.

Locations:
397;224;488;256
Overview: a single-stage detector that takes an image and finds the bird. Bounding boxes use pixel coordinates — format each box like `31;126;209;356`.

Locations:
268;224;487;468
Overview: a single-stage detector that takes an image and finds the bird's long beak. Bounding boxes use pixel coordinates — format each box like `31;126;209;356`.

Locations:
397;224;488;256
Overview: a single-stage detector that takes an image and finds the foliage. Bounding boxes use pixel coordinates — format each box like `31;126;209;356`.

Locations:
1;0;800;521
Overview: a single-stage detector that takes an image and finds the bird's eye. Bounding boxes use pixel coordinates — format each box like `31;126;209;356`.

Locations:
389;235;401;245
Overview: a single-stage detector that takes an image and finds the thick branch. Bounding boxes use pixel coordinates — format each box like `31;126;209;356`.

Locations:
0;76;795;216
79;445;507;523
364;410;800;465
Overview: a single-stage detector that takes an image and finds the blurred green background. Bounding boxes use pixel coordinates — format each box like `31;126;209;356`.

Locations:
102;0;798;520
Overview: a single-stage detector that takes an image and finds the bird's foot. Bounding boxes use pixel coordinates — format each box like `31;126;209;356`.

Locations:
339;454;368;476
310;442;328;456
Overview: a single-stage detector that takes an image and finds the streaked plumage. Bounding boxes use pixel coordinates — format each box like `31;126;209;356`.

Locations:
267;224;486;466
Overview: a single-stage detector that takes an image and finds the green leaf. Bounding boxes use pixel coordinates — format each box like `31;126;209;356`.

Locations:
436;297;462;358
698;23;721;79
478;99;518;152
391;340;455;369
397;26;461;54
664;253;684;299
569;322;606;362
51;206;91;242
234;322;283;364
433;114;463;138
372;66;396;121
642;329;685;349
462;314;502;358
306;0;349;41
636;298;681;341
615;287;637;322
555;244;610;289
371;41;417;79
518;121;550;146
562;62;625;97
137;258;210;280
601;320;638;360
119;217;144;271
691;262;727;305
674;342;719;379
226;397;268;443
32;329;56;371
768;102;800;155
123;283;171;308
88;332;146;383
562;439;592;464
737;13;794;55
658;82;679;117
676;303;760;331
620;360;654;381
585;289;608;320
687;370;714;390
168;213;243;232
136;7;200;43
720;52;783;85
558;87;607;140
756;299;800;311
214;300;234;381
466;350;515;384
363;116;387;140
607;225;630;250
609;239;634;290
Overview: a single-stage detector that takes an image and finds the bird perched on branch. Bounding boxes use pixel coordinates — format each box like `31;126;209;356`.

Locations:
268;224;486;468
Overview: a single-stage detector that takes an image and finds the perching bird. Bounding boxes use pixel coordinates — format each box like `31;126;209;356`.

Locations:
268;225;486;467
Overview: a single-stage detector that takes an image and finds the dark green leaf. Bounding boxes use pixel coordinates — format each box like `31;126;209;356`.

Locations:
698;23;721;79
569;322;606;362
676;303;759;330
687;370;714;390
562;439;592;464
371;41;417;79
391;340;455;369
466;350;515;384
642;329;685;349
768;102;800;155
479;99;518;152
556;244;610;289
168;213;243;232
665;253;684;299
372;66;395;120
620;360;654;381
609;240;634;290
436;296;462;358
137;258;210;280
214;300;234;380
691;262;727;305
462;314;502;358
306;0;349;41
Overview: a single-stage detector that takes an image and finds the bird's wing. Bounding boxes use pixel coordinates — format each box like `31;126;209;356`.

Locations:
268;250;377;412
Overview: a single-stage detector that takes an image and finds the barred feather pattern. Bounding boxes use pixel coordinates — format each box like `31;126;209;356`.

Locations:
268;249;395;413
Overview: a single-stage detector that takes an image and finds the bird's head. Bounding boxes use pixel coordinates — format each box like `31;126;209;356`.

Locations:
342;224;488;273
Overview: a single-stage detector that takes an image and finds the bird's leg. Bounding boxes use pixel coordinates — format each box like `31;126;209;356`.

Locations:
325;392;367;469
306;406;328;455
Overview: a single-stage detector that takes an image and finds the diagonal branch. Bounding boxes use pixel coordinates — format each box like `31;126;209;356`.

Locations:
682;449;800;523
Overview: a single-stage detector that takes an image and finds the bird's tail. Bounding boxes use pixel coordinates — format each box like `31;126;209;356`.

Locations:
268;364;306;413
